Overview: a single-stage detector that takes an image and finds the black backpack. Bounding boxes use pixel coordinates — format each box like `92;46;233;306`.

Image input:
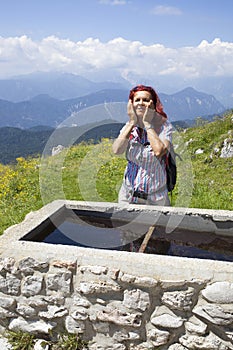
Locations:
166;144;177;192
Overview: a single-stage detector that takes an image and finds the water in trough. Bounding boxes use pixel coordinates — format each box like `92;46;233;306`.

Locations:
20;208;233;262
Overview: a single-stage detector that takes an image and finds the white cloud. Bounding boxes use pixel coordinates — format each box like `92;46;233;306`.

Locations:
0;35;232;82
98;0;128;5
151;5;182;16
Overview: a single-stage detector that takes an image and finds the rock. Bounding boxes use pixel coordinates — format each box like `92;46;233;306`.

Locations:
70;306;89;321
41;294;65;306
118;273;136;284
97;307;141;327
220;137;233;158
0;296;16;309
9;317;56;334
193;304;233;326
16;303;37;318
134;276;158;288
151;306;184;329
92;322;110;333
78;281;121;294
123;289;150;311
52;260;77;270
39;305;68;319
167;344;187;350
213;147;220;154
147;327;170;346
0;337;11;350
34;339;50;350
65;315;85;334
180;331;231;350
88;333;127;349
195;148;204;154
129;342;154;350
80;265;108;275
0;257;17;274
184;316;207;335
161;287;195;311
113;329;140;342
90;343;126;350
45;271;72;296
22;275;43;296
0;306;16;318
0;274;21;295
72;295;91;307
151;313;184;329
52;145;64;156
202;282;233;303
18;257;49;274
185;138;193;146
113;330;129;342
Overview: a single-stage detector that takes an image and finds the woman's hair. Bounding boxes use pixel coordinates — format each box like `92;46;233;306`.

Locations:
129;84;167;118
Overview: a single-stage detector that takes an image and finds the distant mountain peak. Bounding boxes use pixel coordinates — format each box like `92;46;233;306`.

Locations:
30;94;58;102
180;87;197;93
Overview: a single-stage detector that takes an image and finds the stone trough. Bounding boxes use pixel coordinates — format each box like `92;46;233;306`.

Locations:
0;200;233;349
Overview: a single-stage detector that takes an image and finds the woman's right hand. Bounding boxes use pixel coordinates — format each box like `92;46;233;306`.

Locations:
127;100;138;125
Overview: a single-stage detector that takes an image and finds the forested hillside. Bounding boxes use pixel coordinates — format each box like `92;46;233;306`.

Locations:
0;121;124;164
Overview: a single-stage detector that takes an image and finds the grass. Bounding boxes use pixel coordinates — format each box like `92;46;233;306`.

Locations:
175;112;233;210
0;111;232;236
6;331;35;350
0;157;43;234
5;330;88;350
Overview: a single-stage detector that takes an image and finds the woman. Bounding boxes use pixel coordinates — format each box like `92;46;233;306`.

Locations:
112;84;173;206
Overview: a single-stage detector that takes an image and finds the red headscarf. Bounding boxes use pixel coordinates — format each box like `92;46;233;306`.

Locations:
129;84;167;119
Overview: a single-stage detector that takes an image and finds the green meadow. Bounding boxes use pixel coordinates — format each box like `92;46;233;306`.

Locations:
0;111;232;235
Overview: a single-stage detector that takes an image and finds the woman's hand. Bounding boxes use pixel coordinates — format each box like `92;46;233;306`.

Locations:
143;100;164;129
142;100;156;128
127;100;138;126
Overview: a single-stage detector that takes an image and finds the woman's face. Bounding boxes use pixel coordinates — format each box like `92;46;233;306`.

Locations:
132;90;154;118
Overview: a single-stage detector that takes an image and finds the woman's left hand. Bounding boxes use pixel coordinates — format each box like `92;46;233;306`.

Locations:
143;100;156;126
143;100;164;129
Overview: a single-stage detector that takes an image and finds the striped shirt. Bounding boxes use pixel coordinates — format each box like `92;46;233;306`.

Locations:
119;121;173;204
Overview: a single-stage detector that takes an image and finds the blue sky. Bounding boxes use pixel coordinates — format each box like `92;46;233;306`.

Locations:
0;0;232;100
0;0;232;47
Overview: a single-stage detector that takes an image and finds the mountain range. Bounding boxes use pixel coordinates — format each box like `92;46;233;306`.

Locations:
0;72;229;164
0;84;226;128
0;72;129;102
0;71;233;106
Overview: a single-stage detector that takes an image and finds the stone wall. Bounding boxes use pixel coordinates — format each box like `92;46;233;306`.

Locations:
0;255;233;349
0;200;233;349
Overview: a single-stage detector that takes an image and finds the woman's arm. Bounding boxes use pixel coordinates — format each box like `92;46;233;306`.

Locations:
145;126;170;157
112;122;135;154
112;100;137;155
143;102;170;157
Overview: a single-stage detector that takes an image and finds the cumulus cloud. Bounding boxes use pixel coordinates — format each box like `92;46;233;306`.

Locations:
0;35;232;82
151;5;182;16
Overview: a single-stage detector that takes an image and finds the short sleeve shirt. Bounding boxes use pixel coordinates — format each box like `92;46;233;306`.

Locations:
121;120;173;203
